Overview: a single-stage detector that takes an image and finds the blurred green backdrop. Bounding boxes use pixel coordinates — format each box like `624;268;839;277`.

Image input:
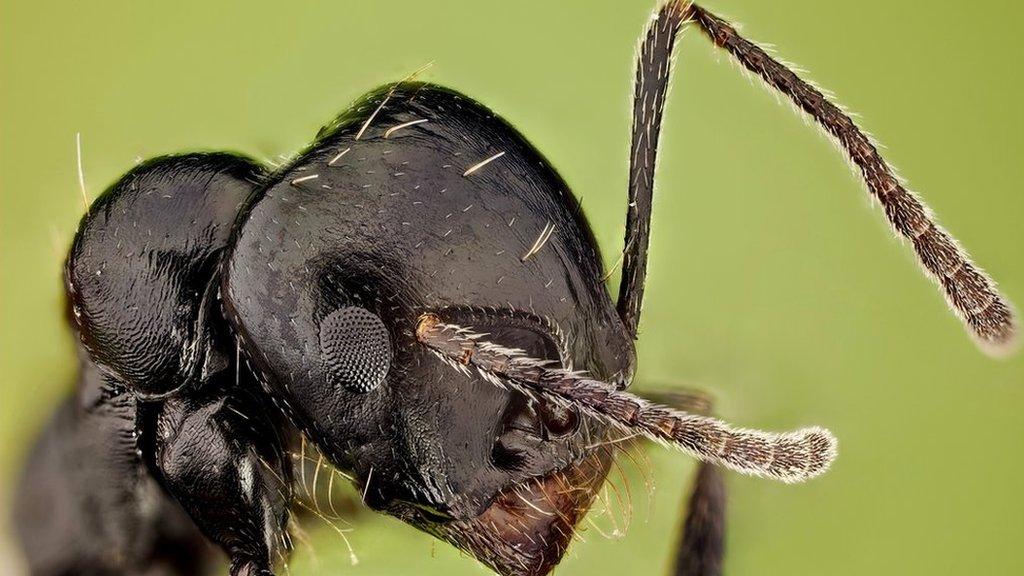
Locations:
2;0;1022;574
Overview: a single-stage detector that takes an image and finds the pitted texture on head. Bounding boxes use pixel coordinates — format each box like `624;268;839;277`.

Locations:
66;153;263;397
319;307;392;393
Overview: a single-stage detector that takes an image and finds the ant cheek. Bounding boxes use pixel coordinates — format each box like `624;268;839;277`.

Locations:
318;306;392;393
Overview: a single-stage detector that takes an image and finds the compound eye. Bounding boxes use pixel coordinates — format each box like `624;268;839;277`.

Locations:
319;306;392;393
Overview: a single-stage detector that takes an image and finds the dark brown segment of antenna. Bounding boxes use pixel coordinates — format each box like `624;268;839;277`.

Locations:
685;3;1017;354
617;0;690;338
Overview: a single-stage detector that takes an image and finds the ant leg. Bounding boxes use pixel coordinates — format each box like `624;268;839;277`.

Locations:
14;352;213;576
152;373;292;576
674;462;726;576
651;388;725;576
642;387;714;417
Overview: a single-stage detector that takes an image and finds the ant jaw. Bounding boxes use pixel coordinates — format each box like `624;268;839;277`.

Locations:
421;448;613;576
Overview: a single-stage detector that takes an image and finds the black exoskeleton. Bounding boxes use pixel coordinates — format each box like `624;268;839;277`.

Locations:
14;2;1016;576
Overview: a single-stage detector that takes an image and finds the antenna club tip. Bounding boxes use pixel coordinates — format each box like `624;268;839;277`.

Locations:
779;426;839;484
973;314;1020;359
805;425;839;466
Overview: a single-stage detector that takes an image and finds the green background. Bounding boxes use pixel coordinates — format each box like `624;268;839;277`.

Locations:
2;0;1022;574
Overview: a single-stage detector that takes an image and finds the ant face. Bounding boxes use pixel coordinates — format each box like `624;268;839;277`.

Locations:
222;84;637;573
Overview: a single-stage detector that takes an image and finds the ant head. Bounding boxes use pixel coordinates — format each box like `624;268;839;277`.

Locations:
223;84;636;574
